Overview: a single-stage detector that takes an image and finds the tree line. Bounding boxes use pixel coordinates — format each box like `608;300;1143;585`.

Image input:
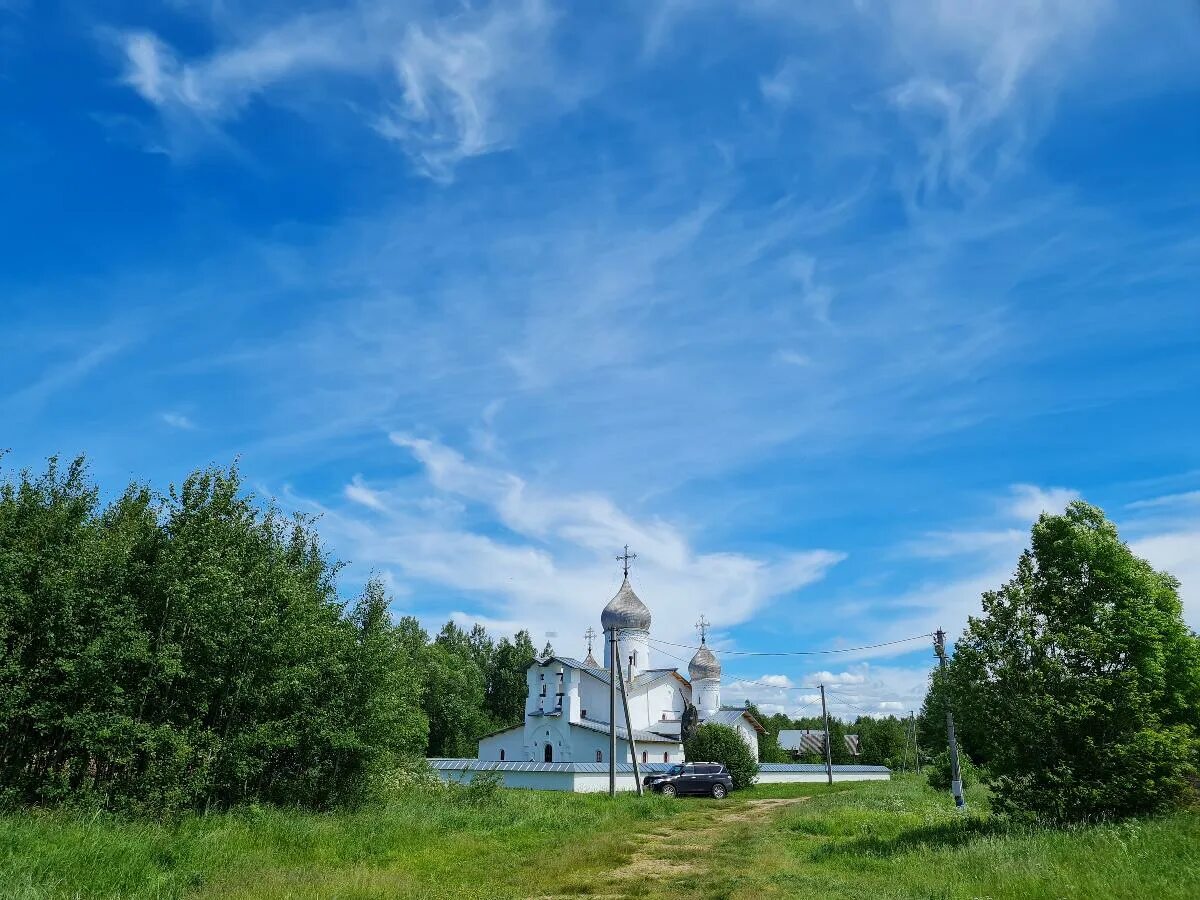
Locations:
0;457;541;812
749;706;915;768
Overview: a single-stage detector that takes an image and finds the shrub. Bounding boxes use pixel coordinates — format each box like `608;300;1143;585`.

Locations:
459;770;505;807
684;723;759;790
926;746;977;792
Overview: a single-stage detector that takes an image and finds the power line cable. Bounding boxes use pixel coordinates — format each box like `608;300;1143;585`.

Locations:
644;632;933;657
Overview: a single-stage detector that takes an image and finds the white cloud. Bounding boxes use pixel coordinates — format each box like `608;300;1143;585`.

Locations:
1127;491;1200;511
810;670;867;686
726;662;932;719
288;435;844;656
1005;483;1079;521
774;349;813;367
756;674;793;688
118;15;364;121
376;0;567;180
160;411;196;430
111;0;583;178
1131;531;1200;631
344;474;387;511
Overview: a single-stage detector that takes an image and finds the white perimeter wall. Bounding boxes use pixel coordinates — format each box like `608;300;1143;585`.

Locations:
755;769;891;783
434;765;889;792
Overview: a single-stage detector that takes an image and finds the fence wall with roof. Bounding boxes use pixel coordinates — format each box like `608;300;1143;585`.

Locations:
428;759;890;792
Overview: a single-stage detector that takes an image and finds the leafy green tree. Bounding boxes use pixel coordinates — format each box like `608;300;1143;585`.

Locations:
855;716;910;768
0;457;434;812
684;723;759;789
745;704;792;763
345;577;430;801
940;501;1200;822
422;642;489;758
487;631;536;727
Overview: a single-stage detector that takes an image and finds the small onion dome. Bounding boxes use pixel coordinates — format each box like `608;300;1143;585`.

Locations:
688;644;721;681
601;577;651;632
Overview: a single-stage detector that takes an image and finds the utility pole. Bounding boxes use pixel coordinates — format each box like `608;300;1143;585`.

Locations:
615;636;643;796
911;711;921;774
934;629;965;810
819;683;834;786
608;626;617;796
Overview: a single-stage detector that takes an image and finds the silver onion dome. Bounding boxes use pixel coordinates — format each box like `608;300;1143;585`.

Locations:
688;644;721;681
601;577;652;632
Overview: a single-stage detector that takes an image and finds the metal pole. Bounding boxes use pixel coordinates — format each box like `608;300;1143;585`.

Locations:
934;629;965;810
615;636;643;796
820;684;834;786
608;627;617;796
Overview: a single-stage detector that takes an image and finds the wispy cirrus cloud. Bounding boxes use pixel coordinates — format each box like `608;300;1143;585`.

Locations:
111;0;583;178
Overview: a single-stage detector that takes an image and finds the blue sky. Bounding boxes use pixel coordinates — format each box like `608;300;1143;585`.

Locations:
2;1;1199;718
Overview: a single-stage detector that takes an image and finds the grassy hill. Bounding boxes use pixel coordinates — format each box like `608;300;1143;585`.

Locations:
2;775;1197;899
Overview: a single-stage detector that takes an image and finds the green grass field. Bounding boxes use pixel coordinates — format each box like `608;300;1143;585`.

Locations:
2;776;1198;899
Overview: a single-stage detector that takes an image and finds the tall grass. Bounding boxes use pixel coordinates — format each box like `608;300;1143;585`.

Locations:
687;775;1200;900
3;775;1197;899
0;778;679;899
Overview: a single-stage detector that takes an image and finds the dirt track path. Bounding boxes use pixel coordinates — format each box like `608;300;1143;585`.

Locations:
538;797;808;899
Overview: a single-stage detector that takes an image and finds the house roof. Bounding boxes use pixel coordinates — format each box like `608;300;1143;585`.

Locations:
573;718;682;745
539;657;684;693
777;729;862;755
707;707;767;734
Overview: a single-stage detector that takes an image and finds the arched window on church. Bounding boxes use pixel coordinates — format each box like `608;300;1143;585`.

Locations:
499;749;505;761
663;752;669;763
595;750;602;762
642;751;647;763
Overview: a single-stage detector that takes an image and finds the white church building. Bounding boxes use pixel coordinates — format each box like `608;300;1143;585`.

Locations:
477;574;764;766
430;567;891;791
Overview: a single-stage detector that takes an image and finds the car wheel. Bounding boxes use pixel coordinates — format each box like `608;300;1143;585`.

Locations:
660;784;677;798
711;783;727;799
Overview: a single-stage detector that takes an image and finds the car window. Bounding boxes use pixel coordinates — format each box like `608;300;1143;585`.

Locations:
699;764;719;774
667;764;683;775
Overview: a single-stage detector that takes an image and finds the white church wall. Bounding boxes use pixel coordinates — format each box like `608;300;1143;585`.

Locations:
524;717;574;762
694;678;721;717
577;674;614;726
634;680;686;732
564;727;682;766
478;728;525;762
735;721;760;761
603;628;651;678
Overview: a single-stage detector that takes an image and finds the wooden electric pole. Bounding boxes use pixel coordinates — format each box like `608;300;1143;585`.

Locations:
820;683;834;786
934;628;965;810
615;638;643;796
608;626;617;796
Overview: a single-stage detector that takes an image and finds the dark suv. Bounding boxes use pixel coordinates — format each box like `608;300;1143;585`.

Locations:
643;762;734;799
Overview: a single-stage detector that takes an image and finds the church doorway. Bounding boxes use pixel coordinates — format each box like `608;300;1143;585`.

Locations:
544;743;554;763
